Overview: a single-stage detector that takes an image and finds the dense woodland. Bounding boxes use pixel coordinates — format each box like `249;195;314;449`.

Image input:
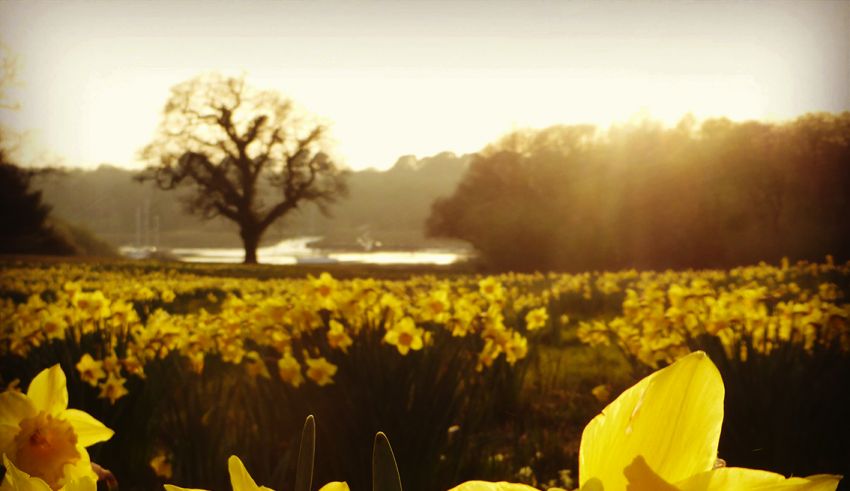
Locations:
428;113;850;271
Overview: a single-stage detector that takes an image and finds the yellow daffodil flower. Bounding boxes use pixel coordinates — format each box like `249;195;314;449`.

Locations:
578;351;841;490
327;320;353;353
317;484;349;491
164;456;273;491
163;456;348;491
150;452;173;479
97;373;128;404
383;317;424;355
0;365;114;490
450;482;538;491
524;307;548;331
277;354;305;388
478;277;505;303
453;352;842;491
304;356;338;386
74;355;105;387
1;455;96;491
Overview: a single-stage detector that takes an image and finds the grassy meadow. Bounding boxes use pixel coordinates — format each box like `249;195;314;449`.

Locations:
1;257;848;490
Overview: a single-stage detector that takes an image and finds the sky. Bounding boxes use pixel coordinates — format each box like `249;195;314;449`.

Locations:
1;0;849;171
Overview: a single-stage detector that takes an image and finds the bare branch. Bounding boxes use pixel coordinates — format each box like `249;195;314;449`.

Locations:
138;72;346;263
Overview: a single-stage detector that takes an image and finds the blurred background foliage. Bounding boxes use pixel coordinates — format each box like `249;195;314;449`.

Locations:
428;113;850;271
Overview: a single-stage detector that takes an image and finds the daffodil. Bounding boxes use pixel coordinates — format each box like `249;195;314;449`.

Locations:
383;317;424;355
163;455;348;491
452;352;842;491
150;452;173;479
578;351;840;490
1;455;96;491
74;355;105;387
450;483;538;491
277;353;305;388
524;307;548;331
304;356;338;386
97;373;128;404
327;320;353;353
164;456;273;491
0;365;114;490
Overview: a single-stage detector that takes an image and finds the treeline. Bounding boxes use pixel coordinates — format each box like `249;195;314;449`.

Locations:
37;152;469;249
428;113;850;271
0;136;115;257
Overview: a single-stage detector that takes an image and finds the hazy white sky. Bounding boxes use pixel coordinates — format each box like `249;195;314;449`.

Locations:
1;0;849;170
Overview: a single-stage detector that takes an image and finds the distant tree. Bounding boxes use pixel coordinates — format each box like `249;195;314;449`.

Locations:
0;140;75;255
140;74;347;263
0;44;75;256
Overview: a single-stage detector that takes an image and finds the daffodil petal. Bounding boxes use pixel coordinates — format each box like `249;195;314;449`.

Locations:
675;467;842;491
448;481;541;491
0;392;36;456
64;409;114;446
164;485;209;491
578;478;603;491
318;483;350;491
63;476;98;491
623;455;679;491
0;424;19;459
0;391;36;426
1;454;53;491
63;446;98;485
228;455;262;491
579;351;724;490
26;365;69;415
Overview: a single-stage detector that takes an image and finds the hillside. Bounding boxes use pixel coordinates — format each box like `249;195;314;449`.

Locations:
36;152;470;250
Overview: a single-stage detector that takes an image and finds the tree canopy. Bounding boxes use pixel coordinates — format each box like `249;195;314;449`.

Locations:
428;113;850;271
140;73;347;263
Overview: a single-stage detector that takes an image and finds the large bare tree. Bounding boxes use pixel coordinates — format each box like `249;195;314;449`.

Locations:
140;74;347;263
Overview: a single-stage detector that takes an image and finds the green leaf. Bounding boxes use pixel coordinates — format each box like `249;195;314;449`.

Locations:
294;414;316;491
372;432;403;491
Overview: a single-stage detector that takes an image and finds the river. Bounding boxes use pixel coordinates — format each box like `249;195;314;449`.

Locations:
125;237;471;265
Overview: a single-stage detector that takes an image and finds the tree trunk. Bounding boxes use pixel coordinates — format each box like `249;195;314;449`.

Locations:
240;227;261;264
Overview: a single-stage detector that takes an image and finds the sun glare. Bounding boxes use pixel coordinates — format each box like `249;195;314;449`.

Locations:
0;0;847;169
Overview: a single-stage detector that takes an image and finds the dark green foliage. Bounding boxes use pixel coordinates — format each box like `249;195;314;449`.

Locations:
372;433;402;491
294;416;316;491
0;157;76;256
52;219;117;257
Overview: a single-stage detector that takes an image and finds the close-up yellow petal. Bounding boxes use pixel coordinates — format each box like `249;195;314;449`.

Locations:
675;467;842;491
448;481;541;491
579;351;724;490
0;454;53;491
26;366;69;416
60;476;97;491
63;409;114;447
317;482;350;491
62;446;99;485
0;424;18;458
0;392;37;454
227;455;272;491
0;391;36;427
164;485;209;491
